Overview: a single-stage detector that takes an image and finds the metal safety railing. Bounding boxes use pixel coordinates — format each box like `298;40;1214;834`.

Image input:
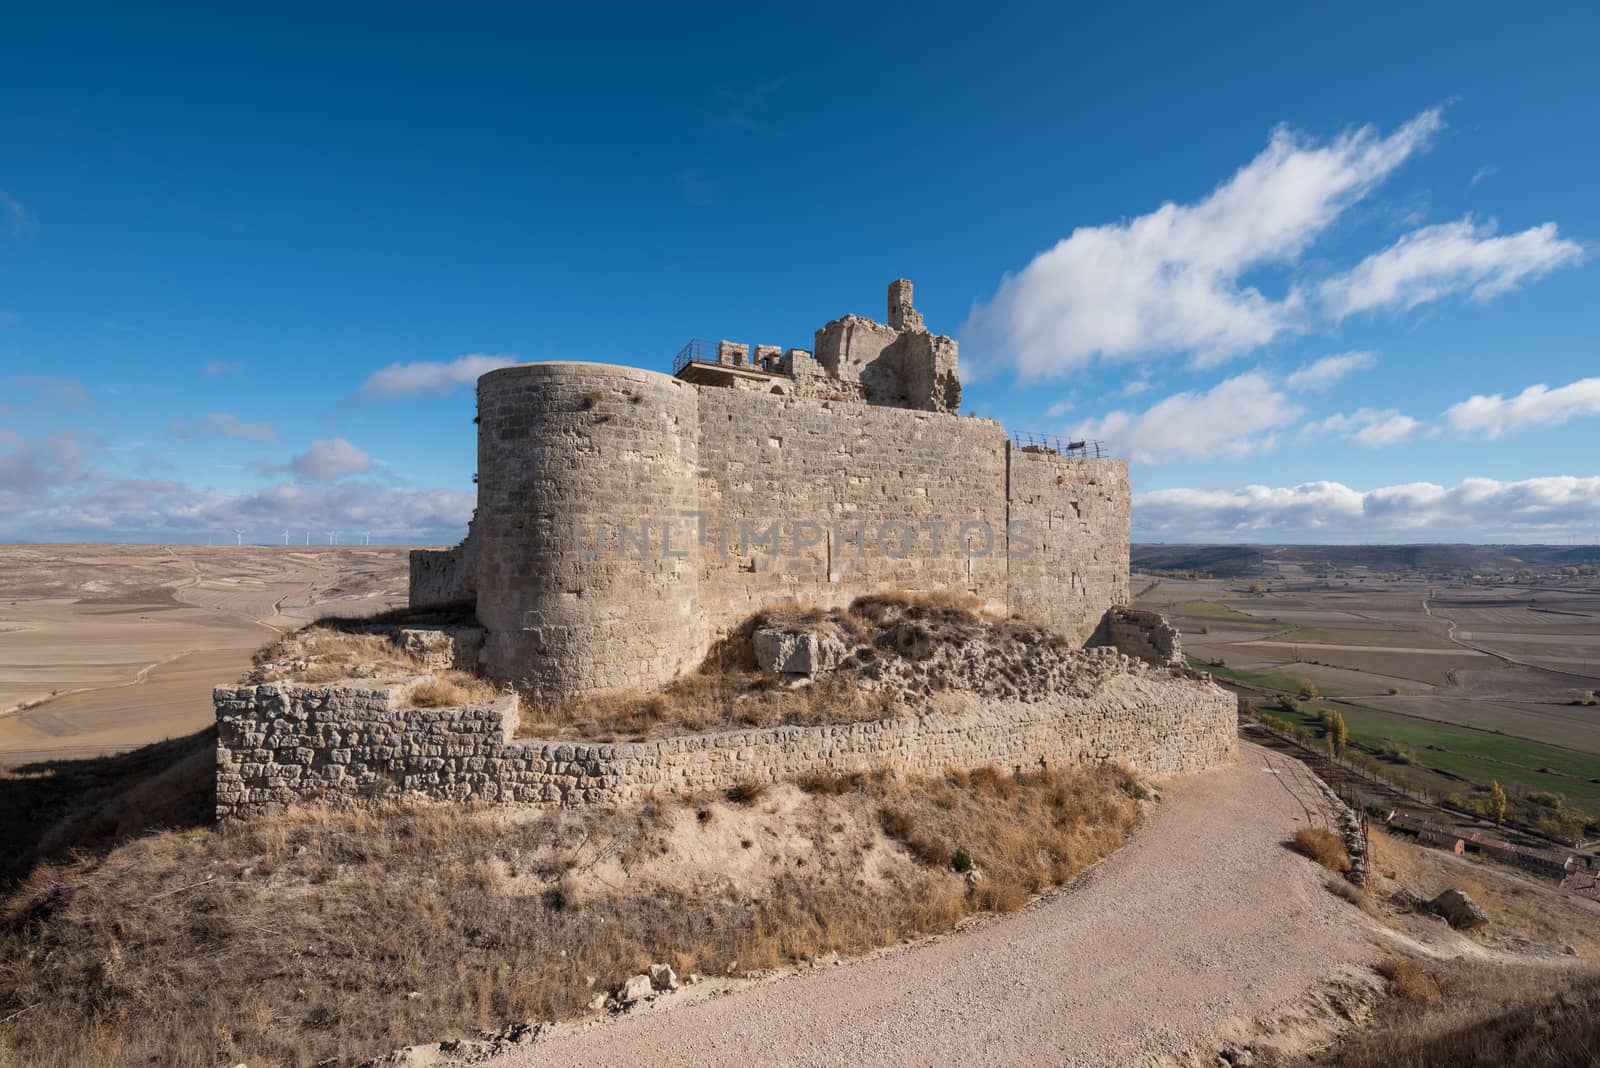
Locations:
671;338;716;376
672;338;794;378
1010;432;1108;458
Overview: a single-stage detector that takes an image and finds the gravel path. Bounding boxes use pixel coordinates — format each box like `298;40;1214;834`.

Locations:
490;742;1377;1067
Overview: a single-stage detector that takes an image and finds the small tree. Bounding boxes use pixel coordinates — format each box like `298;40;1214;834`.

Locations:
1299;682;1321;700
1329;710;1348;754
1489;780;1507;826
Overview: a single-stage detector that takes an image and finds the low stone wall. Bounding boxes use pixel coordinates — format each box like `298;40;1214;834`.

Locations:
215;672;1237;819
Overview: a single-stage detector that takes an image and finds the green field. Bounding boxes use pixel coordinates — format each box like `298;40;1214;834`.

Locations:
1262;698;1600;814
1188;657;1356;699
1178;600;1274;623
1274;625;1457;649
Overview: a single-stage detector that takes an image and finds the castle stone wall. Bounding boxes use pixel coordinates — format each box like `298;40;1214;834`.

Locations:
1006;450;1131;645
460;367;1130;695
215;672;1237;819
693;387;1013;625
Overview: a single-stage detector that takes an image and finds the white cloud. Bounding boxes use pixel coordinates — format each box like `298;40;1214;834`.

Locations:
360;353;519;398
201;360;245;377
169;412;277;442
1321;218;1583;318
1445;376;1600;440
1303;407;1422;447
0;429;469;542
1114;378;1155;398
1070;371;1302;464
963;109;1443;378
288;437;371;481
1284;351;1374;392
1136;475;1600;540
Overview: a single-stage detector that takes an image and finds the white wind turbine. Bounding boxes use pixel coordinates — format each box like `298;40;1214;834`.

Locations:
362;531;372;545
281;529;290;545
327;530;336;545
232;529;246;546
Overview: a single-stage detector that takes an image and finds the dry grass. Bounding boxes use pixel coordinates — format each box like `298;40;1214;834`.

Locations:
407;671;502;708
1291;826;1352;873
1367;828;1600;960
0;752;1143;1068
250;624;427;683
518;666;895;741
1323;960;1600;1068
1375;957;1442;1003
514;591;1046;742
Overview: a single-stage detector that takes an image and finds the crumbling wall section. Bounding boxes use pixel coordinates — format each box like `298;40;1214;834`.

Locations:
1106;607;1184;668
812;280;960;413
1006;449;1131;646
409;521;478;608
215;671;1237;819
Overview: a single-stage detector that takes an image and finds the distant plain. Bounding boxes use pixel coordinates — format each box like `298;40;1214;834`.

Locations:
0;545;411;764
1134;551;1600;816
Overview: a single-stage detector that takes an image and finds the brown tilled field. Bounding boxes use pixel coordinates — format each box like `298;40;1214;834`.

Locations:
0;545;413;764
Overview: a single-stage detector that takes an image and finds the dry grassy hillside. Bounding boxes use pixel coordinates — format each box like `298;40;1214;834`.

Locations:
0;729;1144;1068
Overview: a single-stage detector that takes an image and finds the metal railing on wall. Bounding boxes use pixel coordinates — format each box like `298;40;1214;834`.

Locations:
1010;432;1108;458
672;338;794;378
671;338;715;376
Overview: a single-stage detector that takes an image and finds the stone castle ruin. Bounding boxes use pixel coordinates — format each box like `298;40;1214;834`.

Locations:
411;280;1131;698
215;281;1236;818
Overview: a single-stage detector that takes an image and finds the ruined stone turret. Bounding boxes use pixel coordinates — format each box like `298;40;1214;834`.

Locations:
812;279;961;413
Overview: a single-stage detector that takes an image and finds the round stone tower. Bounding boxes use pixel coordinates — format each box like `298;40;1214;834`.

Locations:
474;362;705;696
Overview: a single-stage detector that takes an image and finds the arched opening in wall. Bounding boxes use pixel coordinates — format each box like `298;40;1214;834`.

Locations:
770;385;785;395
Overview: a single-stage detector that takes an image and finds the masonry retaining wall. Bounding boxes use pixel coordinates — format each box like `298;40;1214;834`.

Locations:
214;672;1237;819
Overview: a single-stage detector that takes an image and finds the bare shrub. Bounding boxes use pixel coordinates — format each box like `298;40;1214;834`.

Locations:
1292;827;1352;873
726;781;768;806
1376;957;1440;1003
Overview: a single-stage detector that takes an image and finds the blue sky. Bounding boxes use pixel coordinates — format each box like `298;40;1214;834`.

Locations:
2;3;1597;544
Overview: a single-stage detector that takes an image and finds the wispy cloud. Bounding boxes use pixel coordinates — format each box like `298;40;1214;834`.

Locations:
0;431;92;494
360;353;519;398
0;189;31;237
1320;218;1583;318
0;429;467;541
1283;351;1374;392
1445;376;1600;440
169;412;277;442
714;78;785;132
9;374;89;407
1136;474;1600;539
1070;371;1302;464
1302;407;1422;447
964;109;1444;378
201;360;245;377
